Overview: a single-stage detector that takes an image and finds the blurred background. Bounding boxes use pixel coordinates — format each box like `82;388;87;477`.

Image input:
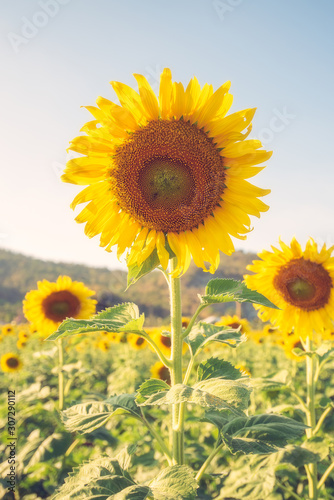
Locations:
1;0;334;270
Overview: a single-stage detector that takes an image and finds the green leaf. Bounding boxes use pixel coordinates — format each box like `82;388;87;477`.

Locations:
62;394;142;433
127;249;160;289
222;414;307;455
47;303;145;341
302;436;331;461
149;465;197;500
52;456;135;499
251;370;291;391
200;278;279;308
222;466;276;500
186;322;245;356
202;410;229;430
194;378;251;411
197;357;245;381
114;485;152;500
138;383;244;416
136;379;170;405
25;432;71;471
265;445;320;468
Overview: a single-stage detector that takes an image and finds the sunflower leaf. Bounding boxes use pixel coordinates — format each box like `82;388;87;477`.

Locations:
46;303;145;340
222;466;276;500
149;465;197;500
222;414;307;455
136;379;170;405
62;394;142;433
185;322;246;356
197;357;246;381
137;383;245;416
113;485;152;499
200;278;279;308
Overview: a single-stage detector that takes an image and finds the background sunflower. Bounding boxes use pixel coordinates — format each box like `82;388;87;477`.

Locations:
23;276;97;336
244;237;334;339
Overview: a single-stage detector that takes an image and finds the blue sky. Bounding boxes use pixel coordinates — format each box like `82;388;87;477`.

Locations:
1;0;333;270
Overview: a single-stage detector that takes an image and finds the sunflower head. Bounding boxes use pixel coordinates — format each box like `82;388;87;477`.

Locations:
245;237;334;339
23;276;97;336
63;68;271;276
215;314;250;334
127;334;147;350
2;325;15;336
151;361;171;385
1;353;22;372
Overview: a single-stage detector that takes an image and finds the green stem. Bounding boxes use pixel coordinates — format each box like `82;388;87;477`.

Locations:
314;406;332;436
183;356;195;386
276;480;303;500
305;335;318;500
170;257;184;465
195;442;224;482
58;338;64;411
141;411;173;465
141;332;172;368
318;461;334;490
65;437;80;457
182;304;207;340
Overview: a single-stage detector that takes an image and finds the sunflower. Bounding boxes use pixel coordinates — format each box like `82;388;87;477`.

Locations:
63;69;271;275
127;333;147;350
215;314;250;334
18;330;29;340
23;276;97;336
151;361;171;385
245;238;334;339
17;338;27;349
1;353;22;372
2;324;15;335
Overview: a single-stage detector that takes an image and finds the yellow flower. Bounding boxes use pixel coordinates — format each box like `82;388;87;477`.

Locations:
17;338;27;349
1;353;22;372
23;276;97;336
63;69;271;275
97;340;110;352
18;330;29;340
127;334;147;350
215;314;250;334
151;361;171;385
2;324;15;335
245;238;334;339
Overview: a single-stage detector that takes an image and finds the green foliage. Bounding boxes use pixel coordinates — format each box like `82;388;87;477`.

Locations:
127;249;161;289
136;379;171;405
199;278;279;308
149;465;197;499
137;383;245;416
47;303;145;340
62;395;142;433
222;465;276;500
194;378;251;412
197;357;245;381
186;322;245;356
222;414;307;455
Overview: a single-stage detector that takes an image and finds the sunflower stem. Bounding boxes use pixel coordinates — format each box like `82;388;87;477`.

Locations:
169;257;184;465
58;338;64;411
305;335;318;500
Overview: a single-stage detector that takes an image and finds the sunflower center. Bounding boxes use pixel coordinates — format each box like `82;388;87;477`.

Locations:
160;335;171;348
112;120;226;232
136;337;145;346
158;365;171;385
273;258;332;310
139;158;195;209
287;278;316;302
7;357;19;368
42;291;81;322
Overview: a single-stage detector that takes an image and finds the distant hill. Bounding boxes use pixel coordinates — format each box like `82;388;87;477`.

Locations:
0;248;257;324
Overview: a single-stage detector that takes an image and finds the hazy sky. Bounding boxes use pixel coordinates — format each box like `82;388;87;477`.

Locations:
1;0;333;270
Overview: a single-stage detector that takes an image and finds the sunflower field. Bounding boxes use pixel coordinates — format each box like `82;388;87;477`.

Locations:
1;67;334;500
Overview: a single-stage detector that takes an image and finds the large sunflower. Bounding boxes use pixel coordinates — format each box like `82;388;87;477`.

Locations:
244;238;334;339
23;276;97;336
63;69;271;275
